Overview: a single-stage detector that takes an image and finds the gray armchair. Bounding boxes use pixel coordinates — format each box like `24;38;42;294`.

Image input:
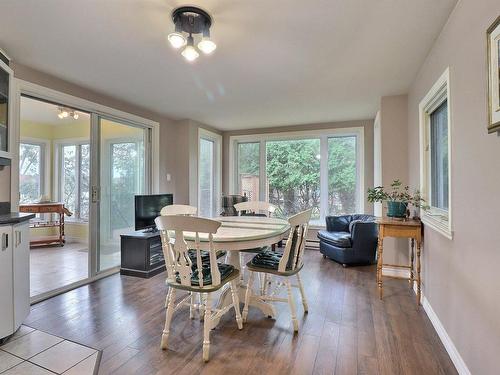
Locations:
317;214;378;266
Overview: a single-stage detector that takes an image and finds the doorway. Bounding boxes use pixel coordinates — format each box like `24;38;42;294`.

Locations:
19;96;91;297
18;94;153;300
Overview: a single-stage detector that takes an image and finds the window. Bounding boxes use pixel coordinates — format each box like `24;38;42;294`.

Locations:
19;142;44;203
198;129;221;217
109;140;145;232
59;142;90;221
430;101;448;210
328;136;358;215
266;139;321;220
231;128;364;224
237;142;260;200
419;68;452;239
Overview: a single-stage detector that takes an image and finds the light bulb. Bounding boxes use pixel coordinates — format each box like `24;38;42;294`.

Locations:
181;45;199;62
62;111;69;118
58;113;64;119
198;37;216;54
73;112;79;120
167;32;186;49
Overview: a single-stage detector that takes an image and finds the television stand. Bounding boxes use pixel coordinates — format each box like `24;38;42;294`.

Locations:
120;231;165;278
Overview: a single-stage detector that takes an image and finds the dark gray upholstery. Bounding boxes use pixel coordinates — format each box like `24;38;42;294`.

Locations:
318;214;378;266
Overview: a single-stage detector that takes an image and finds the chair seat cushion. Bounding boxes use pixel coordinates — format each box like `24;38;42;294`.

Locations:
249;249;289;271
187;249;226;265
176;263;235;286
317;230;352;248
239;246;270;253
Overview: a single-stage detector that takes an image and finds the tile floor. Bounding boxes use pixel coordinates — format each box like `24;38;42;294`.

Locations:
0;325;100;374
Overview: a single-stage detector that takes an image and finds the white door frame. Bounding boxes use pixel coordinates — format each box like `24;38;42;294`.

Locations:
11;79;160;300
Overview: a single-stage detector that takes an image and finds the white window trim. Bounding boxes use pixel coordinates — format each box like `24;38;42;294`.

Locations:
54;138;90;222
228;127;365;224
198;128;222;217
20;137;50;200
419;67;453;240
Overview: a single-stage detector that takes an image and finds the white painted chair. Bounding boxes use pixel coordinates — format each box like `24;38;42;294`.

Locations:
234;201;278;292
155;215;243;362
160;204;198;216
234;201;276;217
242;209;312;332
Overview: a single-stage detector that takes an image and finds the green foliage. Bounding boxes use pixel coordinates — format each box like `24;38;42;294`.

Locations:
367;179;429;209
237;137;358;219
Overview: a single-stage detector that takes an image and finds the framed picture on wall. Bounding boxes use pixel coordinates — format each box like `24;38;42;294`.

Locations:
487;16;500;133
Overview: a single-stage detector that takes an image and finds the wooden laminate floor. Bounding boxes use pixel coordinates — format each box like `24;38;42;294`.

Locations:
30;242;88;297
25;250;457;375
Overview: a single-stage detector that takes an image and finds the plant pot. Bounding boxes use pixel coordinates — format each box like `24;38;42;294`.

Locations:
387;201;408;218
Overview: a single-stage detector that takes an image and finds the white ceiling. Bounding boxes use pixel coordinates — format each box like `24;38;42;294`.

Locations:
0;0;457;130
20;96;90;126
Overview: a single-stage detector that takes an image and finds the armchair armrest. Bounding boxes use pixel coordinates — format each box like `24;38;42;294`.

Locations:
350;221;378;259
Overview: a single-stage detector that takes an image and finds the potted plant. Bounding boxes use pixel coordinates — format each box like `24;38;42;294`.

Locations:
367;180;429;219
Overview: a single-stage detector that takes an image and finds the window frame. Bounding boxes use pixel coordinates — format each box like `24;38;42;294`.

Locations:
419;67;453;239
19;138;49;203
229;127;365;225
54;138;90;222
198;128;222;217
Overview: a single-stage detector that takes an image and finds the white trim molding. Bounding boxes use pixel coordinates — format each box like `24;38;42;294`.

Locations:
198;128;222;217
382;265;410;278
419;67;453;240
420;293;471;375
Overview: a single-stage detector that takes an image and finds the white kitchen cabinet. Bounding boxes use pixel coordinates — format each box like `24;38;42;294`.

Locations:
0;224;13;339
13;222;30;328
0;221;31;341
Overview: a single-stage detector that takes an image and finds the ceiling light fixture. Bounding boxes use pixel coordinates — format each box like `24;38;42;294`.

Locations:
57;106;79;120
167;6;216;62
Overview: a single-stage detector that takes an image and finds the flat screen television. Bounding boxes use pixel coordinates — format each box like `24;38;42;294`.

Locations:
135;194;173;231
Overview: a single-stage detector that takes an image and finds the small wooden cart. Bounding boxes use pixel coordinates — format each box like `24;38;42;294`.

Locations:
19;202;71;247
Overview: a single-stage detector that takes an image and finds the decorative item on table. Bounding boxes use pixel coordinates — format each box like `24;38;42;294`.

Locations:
367;180;429;220
37;195;52;204
487;15;500;133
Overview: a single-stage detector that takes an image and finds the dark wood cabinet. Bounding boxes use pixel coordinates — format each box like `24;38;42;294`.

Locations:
120;231;165;278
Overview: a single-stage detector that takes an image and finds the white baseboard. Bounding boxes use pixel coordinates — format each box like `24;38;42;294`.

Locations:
411;286;471;375
382;265;410;278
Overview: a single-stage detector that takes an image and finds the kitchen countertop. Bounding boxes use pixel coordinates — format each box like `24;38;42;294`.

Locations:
0;212;35;225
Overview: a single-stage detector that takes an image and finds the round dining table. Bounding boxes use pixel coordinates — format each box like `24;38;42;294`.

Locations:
181;215;290;325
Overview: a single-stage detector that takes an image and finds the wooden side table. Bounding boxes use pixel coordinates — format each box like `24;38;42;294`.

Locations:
19;202;69;247
376;217;422;305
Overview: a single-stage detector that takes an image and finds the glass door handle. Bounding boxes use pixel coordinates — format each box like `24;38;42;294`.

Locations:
92;186;100;203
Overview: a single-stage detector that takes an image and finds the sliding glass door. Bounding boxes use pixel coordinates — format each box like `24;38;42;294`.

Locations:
96;117;148;272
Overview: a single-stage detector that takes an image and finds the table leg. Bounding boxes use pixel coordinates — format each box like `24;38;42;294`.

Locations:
215;250;276;326
416;240;422;305
377;237;383;299
410;238;415;286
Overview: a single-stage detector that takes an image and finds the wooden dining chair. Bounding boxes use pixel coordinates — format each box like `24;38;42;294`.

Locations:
155;215;243;362
159;204;226;314
160;204;198;216
242;209;312;332
234;201;277;217
234;201;278;291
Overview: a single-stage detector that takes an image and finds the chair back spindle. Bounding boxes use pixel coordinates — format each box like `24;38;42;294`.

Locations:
278;209;312;273
234;201;277;217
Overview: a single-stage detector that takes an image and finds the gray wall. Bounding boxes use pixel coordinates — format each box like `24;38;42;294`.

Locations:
379;95;411;265
407;1;500;373
221;119;375;215
10;63;220;205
